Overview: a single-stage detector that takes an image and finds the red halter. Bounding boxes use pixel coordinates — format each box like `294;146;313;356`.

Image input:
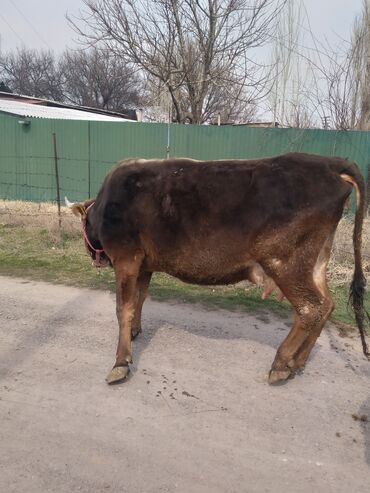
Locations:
81;202;105;267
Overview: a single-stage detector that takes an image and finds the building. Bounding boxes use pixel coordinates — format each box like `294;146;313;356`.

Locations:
0;91;137;122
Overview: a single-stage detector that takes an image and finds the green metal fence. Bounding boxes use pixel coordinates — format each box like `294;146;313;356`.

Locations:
0;112;369;203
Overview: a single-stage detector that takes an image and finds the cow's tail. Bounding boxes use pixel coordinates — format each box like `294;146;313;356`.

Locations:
340;164;370;359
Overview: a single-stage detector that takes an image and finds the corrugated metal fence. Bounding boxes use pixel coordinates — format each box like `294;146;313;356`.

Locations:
0;112;369;203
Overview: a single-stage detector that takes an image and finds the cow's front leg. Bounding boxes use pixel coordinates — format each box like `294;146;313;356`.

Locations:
131;271;152;340
106;256;142;384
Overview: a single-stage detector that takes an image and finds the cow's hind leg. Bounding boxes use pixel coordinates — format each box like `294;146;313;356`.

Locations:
263;246;334;384
269;290;333;384
106;255;143;384
131;271;152;340
290;235;335;371
291;298;333;372
268;282;333;384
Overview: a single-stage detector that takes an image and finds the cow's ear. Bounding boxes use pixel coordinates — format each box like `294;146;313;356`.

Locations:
70;203;86;218
65;197;93;218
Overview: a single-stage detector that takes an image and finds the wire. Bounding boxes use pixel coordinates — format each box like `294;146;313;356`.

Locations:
0;11;25;46
7;0;52;50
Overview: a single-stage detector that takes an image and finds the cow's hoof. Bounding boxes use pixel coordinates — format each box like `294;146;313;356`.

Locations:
106;365;130;385
268;368;292;385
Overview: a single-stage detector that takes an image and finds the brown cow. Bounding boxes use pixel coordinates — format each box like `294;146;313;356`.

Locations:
68;152;369;385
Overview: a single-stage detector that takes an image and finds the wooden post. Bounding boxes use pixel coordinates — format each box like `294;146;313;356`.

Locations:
52;132;62;234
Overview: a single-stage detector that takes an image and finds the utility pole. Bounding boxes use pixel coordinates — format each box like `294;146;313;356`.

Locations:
321;115;330;129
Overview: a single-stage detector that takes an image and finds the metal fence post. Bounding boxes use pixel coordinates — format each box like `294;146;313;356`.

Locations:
88;121;91;198
52;132;62;233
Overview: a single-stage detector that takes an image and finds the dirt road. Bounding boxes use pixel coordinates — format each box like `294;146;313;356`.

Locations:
0;276;369;493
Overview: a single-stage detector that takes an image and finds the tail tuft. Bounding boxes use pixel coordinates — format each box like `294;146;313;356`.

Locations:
349;274;370;359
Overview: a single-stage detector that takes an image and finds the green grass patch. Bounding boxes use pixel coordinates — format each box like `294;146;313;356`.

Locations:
0;223;368;328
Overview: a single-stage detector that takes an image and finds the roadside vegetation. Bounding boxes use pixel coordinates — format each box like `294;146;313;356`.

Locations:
0;200;369;328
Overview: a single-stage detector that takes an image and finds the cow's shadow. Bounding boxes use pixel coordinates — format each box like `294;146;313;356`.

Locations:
142;297;291;340
325;330;370;469
128;296;326;371
1;290;296;382
131;298;370;469
0;292;89;381
359;395;370;468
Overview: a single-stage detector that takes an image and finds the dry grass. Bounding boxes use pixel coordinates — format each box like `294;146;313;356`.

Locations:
329;216;370;286
0;199;80;240
1;199;369;326
0;199;369;287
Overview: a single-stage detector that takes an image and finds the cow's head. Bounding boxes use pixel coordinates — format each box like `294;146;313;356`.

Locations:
65;197;111;268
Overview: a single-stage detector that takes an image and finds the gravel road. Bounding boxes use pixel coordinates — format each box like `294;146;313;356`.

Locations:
0;276;369;493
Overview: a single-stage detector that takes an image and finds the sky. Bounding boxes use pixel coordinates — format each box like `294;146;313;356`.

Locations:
0;0;365;55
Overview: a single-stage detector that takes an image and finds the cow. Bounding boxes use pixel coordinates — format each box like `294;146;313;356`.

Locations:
67;152;369;385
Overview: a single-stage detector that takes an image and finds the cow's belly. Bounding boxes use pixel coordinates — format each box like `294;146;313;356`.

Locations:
144;241;283;301
169;266;253;286
146;243;256;285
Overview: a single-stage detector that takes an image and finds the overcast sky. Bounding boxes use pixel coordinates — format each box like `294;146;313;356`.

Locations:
0;0;364;55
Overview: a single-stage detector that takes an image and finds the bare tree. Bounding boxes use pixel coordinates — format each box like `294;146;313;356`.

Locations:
290;0;370;131
269;0;332;129
60;48;142;113
302;0;370;131
0;48;63;101
265;0;370;130
322;54;359;130
144;66;258;124
68;0;287;124
352;0;370;130
270;0;301;125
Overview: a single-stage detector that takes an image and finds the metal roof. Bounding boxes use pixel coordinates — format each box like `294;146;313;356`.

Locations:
0;99;134;122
